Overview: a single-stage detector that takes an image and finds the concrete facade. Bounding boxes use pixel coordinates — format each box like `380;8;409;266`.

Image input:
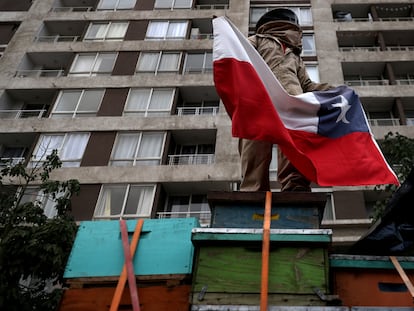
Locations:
0;0;413;245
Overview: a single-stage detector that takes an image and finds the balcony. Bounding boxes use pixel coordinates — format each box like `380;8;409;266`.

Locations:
195;0;229;10
345;79;389;87
34;21;87;43
0;133;37;166
333;3;413;22
168;154;214;165
0;89;56;119
176;106;218;116
175;86;220;116
50;0;98;12
15;52;73;78
368;118;400;127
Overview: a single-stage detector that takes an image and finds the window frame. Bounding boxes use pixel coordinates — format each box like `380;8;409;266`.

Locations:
94;183;156;219
97;0;136;11
124;88;175;116
145;21;188;40
183;51;213;74
84;21;129;41
68;52;118;77
136;51;182;74
51;89;105;118
109;131;166;166
154;0;193;9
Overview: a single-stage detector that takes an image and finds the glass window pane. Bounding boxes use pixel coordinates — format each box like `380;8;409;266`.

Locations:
70;54;95;74
34;135;64;161
97;0;116;10
107;22;128;39
149;89;174;110
124;185;154;216
54;91;81;112
85;23;108;40
77;90;104;112
93;53;116;73
185;53;203;72
250;8;267;24
302;35;315;55
159;53;180;71
147;22;168;38
137;53;159;71
125;89;151;111
111;133;139;166
60;133;89;167
154;0;172;8
174;0;192;9
306;65;320;82
118;0;136;9
137;132;163;158
300;8;313;25
167;22;187;38
95;185;127;217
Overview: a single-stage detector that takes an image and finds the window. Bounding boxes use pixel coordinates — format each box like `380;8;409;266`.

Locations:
250;7;312;26
269;145;278;180
146;21;188;40
109;132;166;166
20;187;63;218
94;184;155;218
305;64;320;82
184;52;212;73
154;0;193;9
124;88;174;116
0;146;26;165
31;133;89;167
136;52;181;74
84;22;128;41
51;89;104;118
302;34;316;56
97;0;136;10
169;143;215;165
69;53;117;76
160;194;211;226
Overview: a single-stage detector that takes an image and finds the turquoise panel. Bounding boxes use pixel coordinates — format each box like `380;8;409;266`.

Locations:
64;218;199;278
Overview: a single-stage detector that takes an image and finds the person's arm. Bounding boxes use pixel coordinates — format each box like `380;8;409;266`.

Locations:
297;58;332;92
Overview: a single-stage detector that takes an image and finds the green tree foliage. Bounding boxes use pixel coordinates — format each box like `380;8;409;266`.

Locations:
373;132;414;220
0;150;80;310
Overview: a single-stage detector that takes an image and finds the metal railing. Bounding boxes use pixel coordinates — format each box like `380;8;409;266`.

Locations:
168;154;214;165
345;79;389;86
190;33;214;39
395;79;414;85
339;46;414;52
334;17;414;22
35;35;80;43
368;118;400;126
0;109;46;119
50;6;94;12
0;157;25;166
183;67;213;74
157;210;211;226
176;106;218;116
15;69;65;78
195;4;229;10
407;118;414;126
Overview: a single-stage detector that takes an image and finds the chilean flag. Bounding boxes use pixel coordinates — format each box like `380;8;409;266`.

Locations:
213;16;399;186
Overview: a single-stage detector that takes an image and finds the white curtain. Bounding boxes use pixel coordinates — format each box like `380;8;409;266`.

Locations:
154;0;172;9
54;91;81;112
85;23;108;40
124;185;154;216
92;53;116;74
78;89;104;112
95;185;127;217
137;53;159;72
174;0;192;9
166;22;187;38
125;88;151;111
60;133;89;167
136;132;164;164
111;133;139;166
117;0;136;9
97;0;116;10
70;54;95;75
159;53;180;71
34;135;64;161
149;89;174;110
146;22;169;38
107;22;128;39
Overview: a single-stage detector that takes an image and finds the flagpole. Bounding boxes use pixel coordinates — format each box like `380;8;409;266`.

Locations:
261;191;272;311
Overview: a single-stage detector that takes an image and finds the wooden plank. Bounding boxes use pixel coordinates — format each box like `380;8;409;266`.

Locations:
261;191;271;311
64;218;198;279
119;219;140;311
390;256;414;300
193;246;327;295
110;219;144;311
192;306;349;311
192;228;332;243
330;254;414;269
59;285;191;311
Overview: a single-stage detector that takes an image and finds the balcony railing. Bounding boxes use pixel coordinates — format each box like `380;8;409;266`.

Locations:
183;67;213;74
345;79;389;86
15;69;65;78
157;210;211;226
395;79;414;85
190;33;214;39
50;6;94;12
0;157;25;166
0;109;46;119
407;118;414;126
176;106;218;116
168;154;214;165
334;17;414;22
195;4;229;10
368;118;400;126
339;46;414;52
35;35;80;43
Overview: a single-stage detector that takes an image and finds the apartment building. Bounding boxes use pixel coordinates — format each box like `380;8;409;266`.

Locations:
0;0;413;246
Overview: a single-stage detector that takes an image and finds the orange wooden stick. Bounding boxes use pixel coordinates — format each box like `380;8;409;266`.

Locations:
110;219;144;311
261;191;272;311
